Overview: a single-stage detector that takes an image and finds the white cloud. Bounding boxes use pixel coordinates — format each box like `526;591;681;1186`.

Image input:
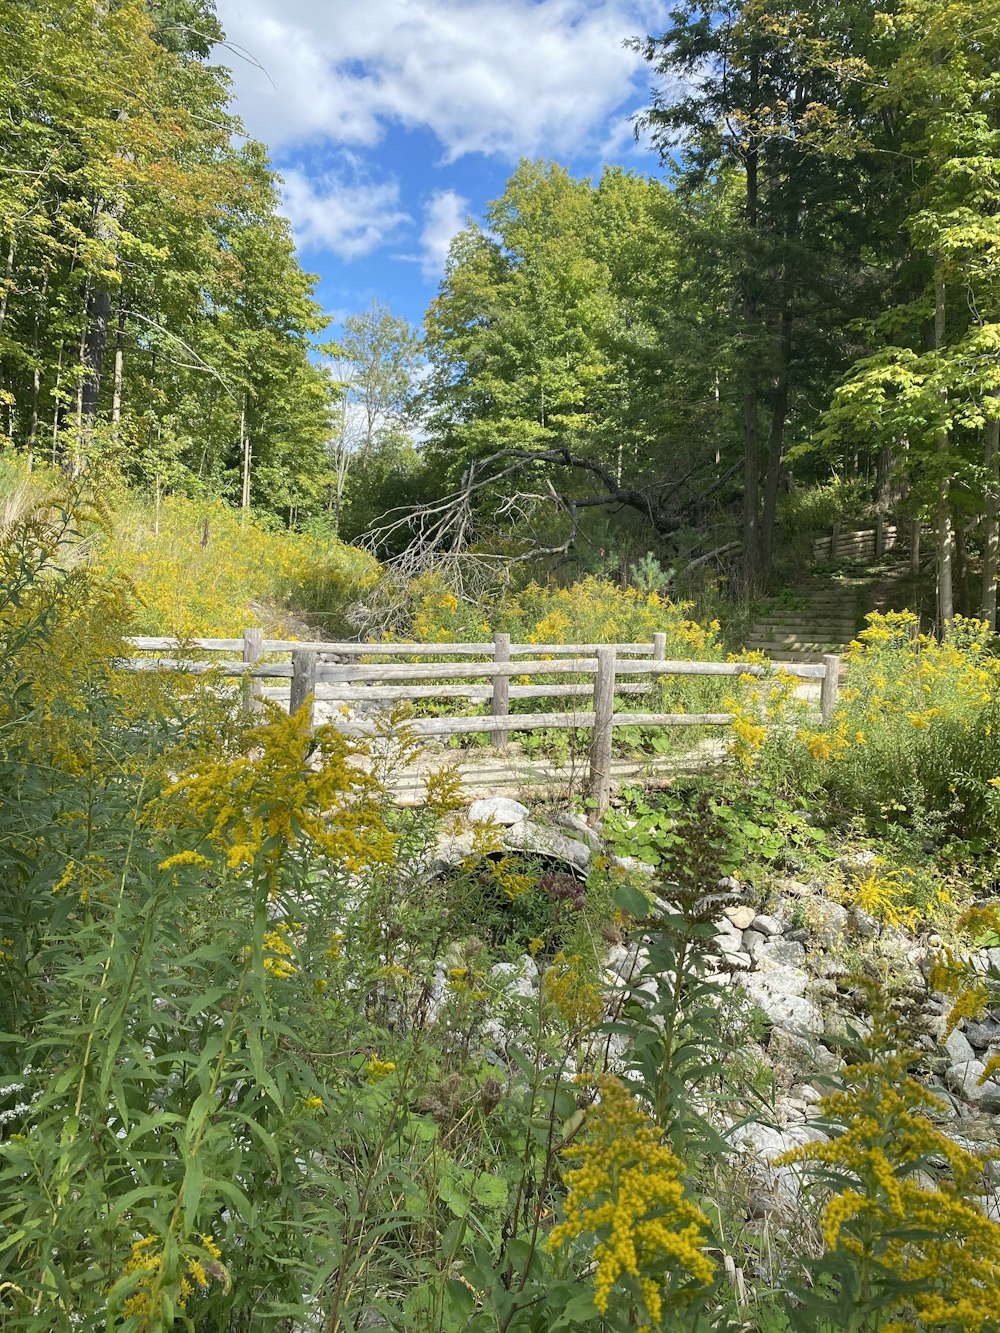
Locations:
280;168;411;260
215;0;666;162
418;190;469;278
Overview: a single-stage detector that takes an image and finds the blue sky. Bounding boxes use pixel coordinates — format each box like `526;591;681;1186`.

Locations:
213;0;670;335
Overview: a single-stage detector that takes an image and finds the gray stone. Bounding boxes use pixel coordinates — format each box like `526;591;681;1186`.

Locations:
608;854;656;880
749;937;807;969
605;942;648;982
943;1028;976;1065
428;831;478;872
490;957;538;1000
718;950;752;971
823;1010;872;1043
732;1121;828;1207
807;978;838;1001
851;907;878;938
733;1120;829;1159
752;914;784;938
965;1019;1000;1050
736;965;822;1035
973;1193;1000;1221
717;875;742;892
837;849;877;878
468;796;529;826
985;949;1000;974
742;929;767;955
794;1083;824;1105
503;821;591;869
551;809;605;850
769;1027;840;1077
945;1060;1000;1111
726;905;756;930
815;956;852;981
804;899;850;948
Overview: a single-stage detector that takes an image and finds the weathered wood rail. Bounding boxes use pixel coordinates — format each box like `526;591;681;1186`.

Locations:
124;633;840;815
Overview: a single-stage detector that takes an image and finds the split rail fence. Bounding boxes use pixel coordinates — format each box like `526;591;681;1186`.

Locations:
126;633;841;814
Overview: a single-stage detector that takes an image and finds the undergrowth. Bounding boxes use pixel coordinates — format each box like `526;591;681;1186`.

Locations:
3;496;1000;1331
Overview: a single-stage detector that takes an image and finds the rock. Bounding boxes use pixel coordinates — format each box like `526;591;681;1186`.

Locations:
748;937;807;969
964;1019;1000;1050
815;956;851;981
428;831;478;872
752;914;784;938
490;957;538;999
503;821;591;869
605;942;648;981
468;796;529;826
609;854;656;880
717;875;742;892
823;1010;872;1043
973;1193;1000;1222
774;877;811;897
851;906;878;938
805;899;850;948
837;850;877;878
769;1027;840;1077
718;950;752;971
986;949;1000;974
726;905;756;930
807;978;838;1001
551;809;605;850
943;1028;976;1065
742;929;766;955
794;1083;824;1105
732;1121;828;1208
734;1120;829;1158
736;964;822;1035
945;1061;1000;1111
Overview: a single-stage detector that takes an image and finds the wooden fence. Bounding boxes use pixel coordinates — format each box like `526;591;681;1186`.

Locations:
125;633;841;815
813;521;899;563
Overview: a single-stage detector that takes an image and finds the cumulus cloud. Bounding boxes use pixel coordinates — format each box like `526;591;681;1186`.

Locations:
215;0;664;162
418;190;469;277
280;168;411;260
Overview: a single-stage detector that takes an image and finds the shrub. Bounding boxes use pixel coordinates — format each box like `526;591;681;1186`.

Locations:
795;611;1000;852
97;494;379;637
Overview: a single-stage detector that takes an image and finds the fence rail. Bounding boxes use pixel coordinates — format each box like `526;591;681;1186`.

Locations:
122;631;841;815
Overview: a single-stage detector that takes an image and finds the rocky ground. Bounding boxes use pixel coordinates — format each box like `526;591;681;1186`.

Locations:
435;796;1000;1228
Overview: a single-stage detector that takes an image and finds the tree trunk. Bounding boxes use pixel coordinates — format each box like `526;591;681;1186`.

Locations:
739;77;761;590
933;271;954;627
0;239;14;340
240;396;251;512
51;342;64;464
110;297;126;434
759;308;792;574
742;390;760;584
983;402;999;630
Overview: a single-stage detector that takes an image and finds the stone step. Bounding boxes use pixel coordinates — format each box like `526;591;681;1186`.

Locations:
750;620;858;633
746;638;853;653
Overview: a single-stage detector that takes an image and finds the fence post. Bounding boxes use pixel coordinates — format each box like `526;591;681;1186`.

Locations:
290;649;317;728
652;631;666;663
242;628;263;713
830;522;840;561
820;653;840;724
491;633;510;747
589;647;616;822
874;513;885;558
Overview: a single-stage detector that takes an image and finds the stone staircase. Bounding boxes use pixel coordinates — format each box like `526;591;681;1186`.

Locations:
745;534;921;661
744;582;861;662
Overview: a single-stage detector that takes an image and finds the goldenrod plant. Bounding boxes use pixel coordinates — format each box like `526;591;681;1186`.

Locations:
779;991;1000;1333
798;611;1000;855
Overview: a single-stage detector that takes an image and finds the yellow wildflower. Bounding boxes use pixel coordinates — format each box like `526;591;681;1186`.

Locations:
547;1075;714;1323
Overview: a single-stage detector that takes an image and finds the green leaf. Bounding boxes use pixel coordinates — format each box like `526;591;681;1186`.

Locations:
613;881;652;919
